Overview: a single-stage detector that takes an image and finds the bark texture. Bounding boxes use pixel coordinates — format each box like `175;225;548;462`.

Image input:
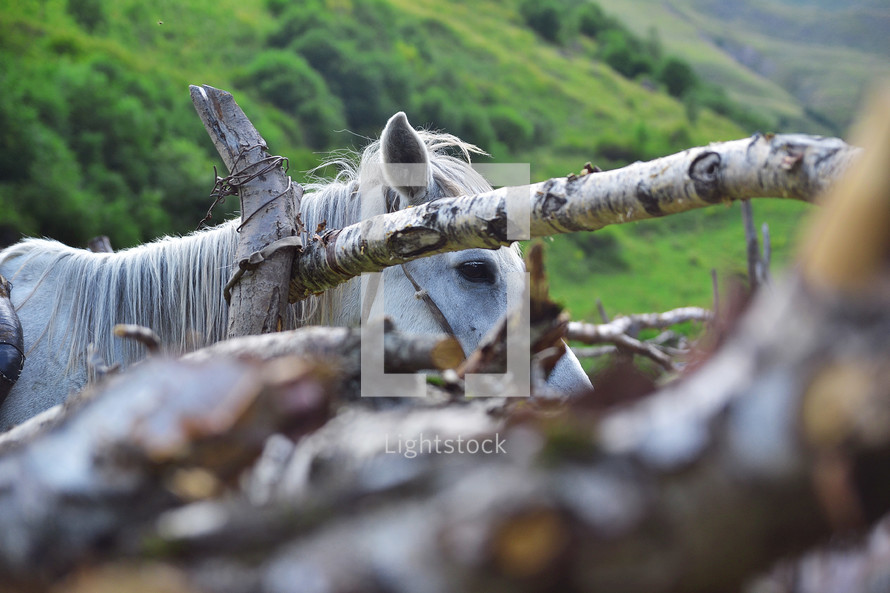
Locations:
190;84;301;337
291;133;858;300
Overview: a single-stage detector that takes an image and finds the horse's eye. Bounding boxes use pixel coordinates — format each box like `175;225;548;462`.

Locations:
457;261;495;284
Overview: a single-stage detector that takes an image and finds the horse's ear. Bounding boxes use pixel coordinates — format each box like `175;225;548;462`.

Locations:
380;112;432;207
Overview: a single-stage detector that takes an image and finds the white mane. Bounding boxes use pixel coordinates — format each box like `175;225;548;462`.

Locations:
0;129;492;374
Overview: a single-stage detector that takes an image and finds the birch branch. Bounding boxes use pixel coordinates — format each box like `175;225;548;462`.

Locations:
291;133;858;300
571;344;617;358
566;306;713;342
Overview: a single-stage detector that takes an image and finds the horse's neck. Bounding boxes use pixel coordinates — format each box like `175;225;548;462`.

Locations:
10;223;240;373
294;187;365;328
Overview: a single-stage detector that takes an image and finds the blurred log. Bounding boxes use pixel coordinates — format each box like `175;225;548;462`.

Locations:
184;322;463;375
802;86;890;294
0;355;333;588
122;272;890;593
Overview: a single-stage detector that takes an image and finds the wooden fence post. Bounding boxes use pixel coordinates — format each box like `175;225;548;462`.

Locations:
190;85;301;338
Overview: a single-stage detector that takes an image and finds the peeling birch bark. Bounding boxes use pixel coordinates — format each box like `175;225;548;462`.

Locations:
291;134;858;300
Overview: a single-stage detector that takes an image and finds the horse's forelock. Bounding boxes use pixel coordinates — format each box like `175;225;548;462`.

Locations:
297;128;500;326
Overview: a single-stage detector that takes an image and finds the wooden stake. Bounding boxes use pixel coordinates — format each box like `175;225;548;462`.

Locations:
190;85;301;338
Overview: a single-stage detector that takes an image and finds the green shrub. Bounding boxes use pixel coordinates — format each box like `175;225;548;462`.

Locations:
290;30;415;134
237;50;346;148
562;231;628;277
576;3;612;39
488;106;533;151
66;0;105;32
658;57;697;98
520;0;563;44
599;29;654;78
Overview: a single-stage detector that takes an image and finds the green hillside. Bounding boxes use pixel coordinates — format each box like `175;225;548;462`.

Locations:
0;0;838;320
596;0;890;135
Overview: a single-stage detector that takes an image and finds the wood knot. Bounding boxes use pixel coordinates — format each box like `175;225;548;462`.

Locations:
688;151;723;203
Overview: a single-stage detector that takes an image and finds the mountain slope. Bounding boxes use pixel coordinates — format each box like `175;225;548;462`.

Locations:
596;0;890;135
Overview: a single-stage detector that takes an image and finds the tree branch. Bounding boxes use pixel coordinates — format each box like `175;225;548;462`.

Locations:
291;134;858;300
742;199;762;289
567;307;713;342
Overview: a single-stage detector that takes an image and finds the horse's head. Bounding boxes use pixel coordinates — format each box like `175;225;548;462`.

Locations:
376;112;591;394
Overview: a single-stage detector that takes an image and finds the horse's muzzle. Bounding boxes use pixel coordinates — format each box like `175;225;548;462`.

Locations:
0;274;24;407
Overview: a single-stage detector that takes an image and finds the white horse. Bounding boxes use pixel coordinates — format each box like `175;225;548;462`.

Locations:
0;112;590;428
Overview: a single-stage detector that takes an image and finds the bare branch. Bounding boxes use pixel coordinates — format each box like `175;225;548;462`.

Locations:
566;307;712;342
291;134;859;300
711;268;720;318
741;199;761;289
761;222;772;285
596;297;610;323
113;323;161;353
565;308;711;369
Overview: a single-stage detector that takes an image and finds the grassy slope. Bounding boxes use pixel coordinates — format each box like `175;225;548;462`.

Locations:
596;0;890;134
2;0;817;321
4;0;314;166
